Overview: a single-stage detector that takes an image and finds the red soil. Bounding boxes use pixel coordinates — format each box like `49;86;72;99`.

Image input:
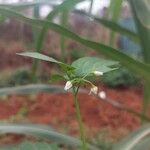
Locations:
0;86;143;140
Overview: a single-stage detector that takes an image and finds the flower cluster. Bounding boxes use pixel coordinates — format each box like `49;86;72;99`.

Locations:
64;70;106;99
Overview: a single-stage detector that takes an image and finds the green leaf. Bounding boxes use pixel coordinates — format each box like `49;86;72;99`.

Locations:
19;142;58;150
107;0;122;20
107;0;123;46
17;52;60;63
72;57;119;77
17;52;75;73
60;9;69;62
131;137;150;150
129;0;150;119
75;10;139;43
131;0;150;29
0;124;99;150
113;124;150;150
0;1;56;9
0;142;58;150
129;0;150;63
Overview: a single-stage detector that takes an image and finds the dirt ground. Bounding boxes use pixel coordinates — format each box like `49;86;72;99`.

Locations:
0;85;142;143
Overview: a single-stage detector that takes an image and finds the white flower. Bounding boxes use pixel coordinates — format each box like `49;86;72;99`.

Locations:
89;86;98;95
64;81;72;91
98;91;106;99
93;71;103;76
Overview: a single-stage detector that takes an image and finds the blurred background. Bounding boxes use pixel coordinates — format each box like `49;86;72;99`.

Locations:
0;0;144;148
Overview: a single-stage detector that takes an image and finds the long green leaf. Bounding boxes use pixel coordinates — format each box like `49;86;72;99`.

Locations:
129;0;150;63
0;84;64;96
130;0;150;29
0;142;58;150
107;0;123;46
113;124;150;150
0;8;149;82
74;10;139;43
17;52;60;63
0;1;57;9
0;124;99;150
60;9;69;62
88;0;94;15
131;137;150;150
129;0;150;122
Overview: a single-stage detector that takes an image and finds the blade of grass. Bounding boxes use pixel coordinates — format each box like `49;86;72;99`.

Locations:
0;1;57;9
107;0;123;46
129;0;150;123
113;124;150;150
60;10;69;62
89;0;94;15
0;84;64;96
74;10;140;43
0;124;99;150
129;0;150;63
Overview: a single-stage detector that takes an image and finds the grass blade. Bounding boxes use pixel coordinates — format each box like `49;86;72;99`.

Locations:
60;10;69;62
113;124;150;150
129;0;150;122
0;84;64;96
17;52;60;63
74;10;140;43
0;124;99;150
0;1;57;9
129;0;150;63
107;0;123;46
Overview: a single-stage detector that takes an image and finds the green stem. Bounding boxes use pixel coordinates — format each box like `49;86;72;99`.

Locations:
89;0;94;15
72;86;88;150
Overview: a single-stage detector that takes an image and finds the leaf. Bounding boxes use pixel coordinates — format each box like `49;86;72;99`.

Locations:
72;57;119;77
75;10;139;43
0;124;99;150
129;0;150;119
0;1;56;9
0;84;65;96
0;142;58;150
131;0;150;29
17;52;60;63
17;52;75;73
0;8;149;82
19;142;58;150
113;124;150;150
131;137;150;150
129;0;150;63
108;0;122;20
107;0;123;46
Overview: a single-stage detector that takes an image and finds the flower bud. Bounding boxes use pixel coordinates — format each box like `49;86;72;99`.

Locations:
98;91;106;99
64;81;72;91
89;86;98;95
93;71;103;76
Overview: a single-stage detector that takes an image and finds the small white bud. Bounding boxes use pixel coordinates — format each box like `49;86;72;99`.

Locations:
98;91;106;99
93;71;103;76
89;86;98;95
64;81;72;91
